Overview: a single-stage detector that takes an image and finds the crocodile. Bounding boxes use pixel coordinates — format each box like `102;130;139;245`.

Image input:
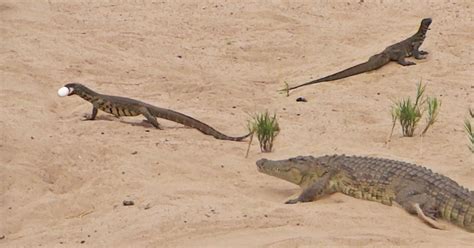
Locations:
256;154;474;232
60;83;251;141
286;18;432;92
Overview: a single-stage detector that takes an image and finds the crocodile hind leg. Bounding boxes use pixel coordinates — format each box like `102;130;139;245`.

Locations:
413;203;445;230
395;189;446;230
285;173;334;204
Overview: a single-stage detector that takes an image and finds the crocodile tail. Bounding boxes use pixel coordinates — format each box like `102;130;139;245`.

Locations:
288;52;391;91
148;106;250;141
450;199;474;232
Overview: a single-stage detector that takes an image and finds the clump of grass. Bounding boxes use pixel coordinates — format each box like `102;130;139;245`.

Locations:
465;120;473;152
396;98;422;137
279;81;290;97
465;108;474;153
389;82;441;138
393;82;425;137
247;111;280;153
387;106;400;143
421;97;441;135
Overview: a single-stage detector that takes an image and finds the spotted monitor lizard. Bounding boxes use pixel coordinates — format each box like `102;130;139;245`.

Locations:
257;154;473;232
287;18;432;92
61;83;251;141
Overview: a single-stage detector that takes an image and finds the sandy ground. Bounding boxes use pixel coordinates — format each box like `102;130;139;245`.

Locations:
1;0;473;247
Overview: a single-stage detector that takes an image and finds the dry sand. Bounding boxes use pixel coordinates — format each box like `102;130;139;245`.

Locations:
1;0;473;247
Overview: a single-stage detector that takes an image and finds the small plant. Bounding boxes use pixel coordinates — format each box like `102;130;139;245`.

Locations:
389;81;441;138
396;97;422;137
279;81;290;97
393;82;425;137
387;106;400;143
247;111;280;153
465;108;474;153
465;120;473;152
421;97;441;135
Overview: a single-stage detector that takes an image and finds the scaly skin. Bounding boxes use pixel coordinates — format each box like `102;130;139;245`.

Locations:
287;18;432;92
257;154;474;232
62;83;251;141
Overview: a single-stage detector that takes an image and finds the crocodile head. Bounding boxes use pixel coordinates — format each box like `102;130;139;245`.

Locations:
256;156;328;186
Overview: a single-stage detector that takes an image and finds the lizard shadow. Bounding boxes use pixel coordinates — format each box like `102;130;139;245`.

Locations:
86;114;193;130
93;116;115;121
119;119;192;130
82;115;115;121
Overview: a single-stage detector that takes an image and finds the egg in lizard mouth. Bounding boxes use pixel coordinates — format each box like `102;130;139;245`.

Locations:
57;86;72;97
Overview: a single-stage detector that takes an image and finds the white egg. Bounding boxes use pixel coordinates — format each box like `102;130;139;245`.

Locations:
57;87;70;97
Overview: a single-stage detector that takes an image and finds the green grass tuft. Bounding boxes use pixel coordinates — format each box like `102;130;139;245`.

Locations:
421;97;441;135
248;111;280;152
389;81;441;138
465;108;474;153
386;105;399;143
395;97;422;137
414;82;427;107
278;81;290;97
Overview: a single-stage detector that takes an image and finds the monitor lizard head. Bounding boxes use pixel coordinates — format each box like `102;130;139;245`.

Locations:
62;83;86;96
419;18;432;32
256;156;329;186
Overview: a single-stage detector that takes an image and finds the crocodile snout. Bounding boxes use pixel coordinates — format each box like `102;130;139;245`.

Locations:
256;158;268;171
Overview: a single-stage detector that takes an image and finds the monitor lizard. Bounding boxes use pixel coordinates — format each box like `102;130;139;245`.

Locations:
286;18;432;92
60;83;251;141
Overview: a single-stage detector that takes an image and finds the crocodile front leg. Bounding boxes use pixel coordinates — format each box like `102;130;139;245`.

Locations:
285;173;334;204
82;106;98;121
